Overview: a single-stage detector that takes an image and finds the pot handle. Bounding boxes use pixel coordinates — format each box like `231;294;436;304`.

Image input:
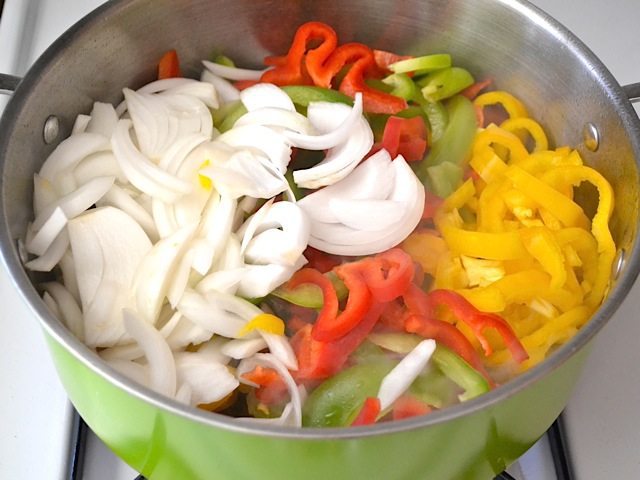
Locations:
0;73;21;95
623;82;640;103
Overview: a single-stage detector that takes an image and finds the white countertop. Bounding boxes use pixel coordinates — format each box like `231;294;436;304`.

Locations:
0;1;639;479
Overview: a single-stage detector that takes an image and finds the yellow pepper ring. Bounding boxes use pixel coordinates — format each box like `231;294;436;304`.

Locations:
238;313;286;337
473;125;529;164
540;166;615;306
474;91;529;119
500;117;549;153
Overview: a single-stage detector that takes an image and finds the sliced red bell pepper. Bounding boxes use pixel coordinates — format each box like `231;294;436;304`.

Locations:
373;49;412;74
241;366;289;405
460;78;493;100
353;248;415;302
292;302;385;381
392;395;432;420
303;246;345;273
379;116;428;162
312;266;372;342
425;290;529;363
287;268;339;334
260;21;337;86
377;299;408;332
422;192;445;220
402;285;492;382
158;49;181;79
234;79;260;91
351;397;381;426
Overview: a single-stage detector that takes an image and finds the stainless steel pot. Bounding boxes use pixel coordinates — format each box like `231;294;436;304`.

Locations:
1;1;639;479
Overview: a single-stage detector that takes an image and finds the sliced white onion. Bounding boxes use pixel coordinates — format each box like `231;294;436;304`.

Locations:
285;93;364;151
68;207;152;347
234;107;313;134
33;174;58;217
104;358;150;387
292;117;373;188
221;337;268;359
174;351;239;405
74;151;126;185
202;59;267;81
175;383;193;405
86;102;119;138
32;174;115;234
240;83;295;112
112;119;193;203
25;229;69;272
237;263;296;299
157;80;219;109
26;207;67;256
297;149;395;224
177;289;249;338
97;184;159;242
133;223;196;324
241;201;310;267
196;268;245;295
42;281;84;341
72;114;91;134
216;124;292;173
377;339;436;411
164;314;213;350
39;132;111;182
123;309;176;397
236;353;302;427
200;69;240;104
59;250;80;304
307;156;425;256
260;331;298;370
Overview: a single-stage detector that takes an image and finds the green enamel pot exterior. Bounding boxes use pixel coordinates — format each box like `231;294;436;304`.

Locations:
2;1;640;479
47;330;589;480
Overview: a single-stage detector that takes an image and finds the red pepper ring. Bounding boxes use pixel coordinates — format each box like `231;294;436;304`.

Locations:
287;267;339;329
158;49;181;79
292;302;386;381
402;284;494;383
425;289;529;363
260;21;337;87
351;397;381;426
354;248;415;303
312;266;372;342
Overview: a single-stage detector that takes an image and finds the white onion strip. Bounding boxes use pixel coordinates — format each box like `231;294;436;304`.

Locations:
123;309;177;398
202;59;268;81
377;339;436;411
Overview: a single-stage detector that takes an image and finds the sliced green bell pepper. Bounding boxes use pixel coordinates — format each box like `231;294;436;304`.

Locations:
432;345;490;401
302;360;395;427
281;86;354;107
381;73;418;101
418;67;475;103
270;271;348;309
213;99;248;133
389;53;452;75
426;161;464;198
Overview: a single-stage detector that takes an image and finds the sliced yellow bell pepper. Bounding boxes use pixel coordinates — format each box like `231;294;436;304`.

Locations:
541;165;615;306
500;117;549;152
473;125;529;164
238;313;285;337
504;165;590;229
520;227;566;289
474;91;529;119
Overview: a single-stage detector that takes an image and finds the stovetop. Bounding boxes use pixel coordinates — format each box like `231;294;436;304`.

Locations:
1;0;639;479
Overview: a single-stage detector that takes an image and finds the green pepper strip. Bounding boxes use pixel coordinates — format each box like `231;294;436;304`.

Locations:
280;85;354;107
382;73;418;101
419;67;475;103
301;360;394;427
432;345;490;401
415;95;477;196
270;271;348;309
389;53;452;75
213;100;248;133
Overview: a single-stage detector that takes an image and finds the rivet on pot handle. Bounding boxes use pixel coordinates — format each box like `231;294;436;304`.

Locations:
0;73;21;95
623;82;640;103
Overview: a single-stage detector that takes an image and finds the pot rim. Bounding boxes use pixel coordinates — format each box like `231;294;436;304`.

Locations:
1;0;639;440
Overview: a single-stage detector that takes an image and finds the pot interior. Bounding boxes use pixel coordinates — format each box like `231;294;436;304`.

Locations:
0;0;639;432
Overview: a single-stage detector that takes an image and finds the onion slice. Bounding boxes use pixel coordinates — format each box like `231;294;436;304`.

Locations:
202;59;267;81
